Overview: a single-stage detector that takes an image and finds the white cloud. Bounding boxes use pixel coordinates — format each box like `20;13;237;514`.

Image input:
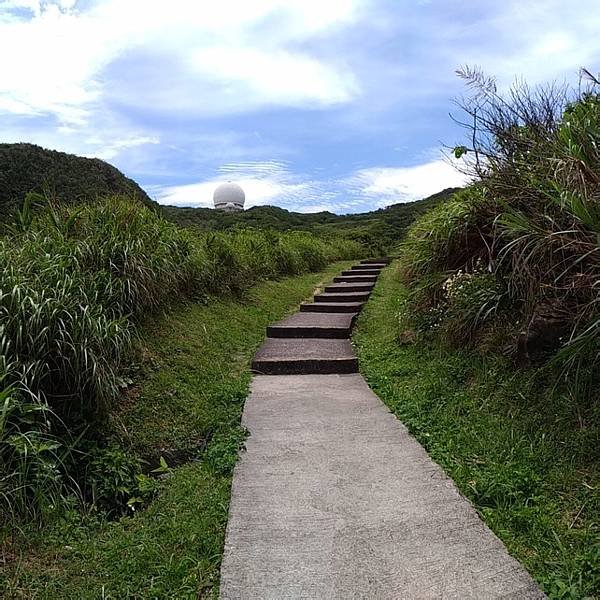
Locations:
89;135;160;161
0;0;362;124
452;1;600;87
191;46;357;107
155;157;469;213
347;158;470;207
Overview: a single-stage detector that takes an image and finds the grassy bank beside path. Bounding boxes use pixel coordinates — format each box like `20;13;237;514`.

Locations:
3;261;351;599
354;264;599;599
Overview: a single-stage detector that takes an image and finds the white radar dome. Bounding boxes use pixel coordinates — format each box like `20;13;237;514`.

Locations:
213;182;245;212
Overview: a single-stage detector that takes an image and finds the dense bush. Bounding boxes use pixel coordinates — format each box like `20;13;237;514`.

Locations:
398;70;599;399
0;196;363;523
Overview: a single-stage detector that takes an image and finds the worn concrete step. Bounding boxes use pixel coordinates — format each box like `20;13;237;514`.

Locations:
300;301;364;313
361;257;390;264
324;282;374;293
314;291;371;303
357;262;387;269
333;275;377;283
266;312;357;339
350;265;384;271
351;264;387;273
251;338;358;374
341;269;380;276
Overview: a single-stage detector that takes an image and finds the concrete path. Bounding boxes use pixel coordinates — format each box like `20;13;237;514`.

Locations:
220;260;544;599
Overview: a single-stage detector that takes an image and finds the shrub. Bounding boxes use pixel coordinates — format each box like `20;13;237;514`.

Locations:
399;187;491;282
440;270;506;345
0;376;66;524
399;69;599;399
85;444;159;516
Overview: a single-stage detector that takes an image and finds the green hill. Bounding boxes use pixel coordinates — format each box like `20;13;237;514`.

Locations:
0;143;156;218
162;187;459;252
162;188;457;231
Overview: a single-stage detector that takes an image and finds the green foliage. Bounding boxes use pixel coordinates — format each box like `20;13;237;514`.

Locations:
439;270;506;344
204;426;247;476
0;143;157;219
85;444;159;516
0;376;66;524
399;187;488;281
453;145;469;159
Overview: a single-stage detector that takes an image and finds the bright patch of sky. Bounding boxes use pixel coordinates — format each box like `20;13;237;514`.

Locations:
1;0;599;213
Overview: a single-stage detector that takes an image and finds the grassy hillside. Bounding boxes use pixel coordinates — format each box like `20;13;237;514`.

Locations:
398;76;599;401
0;143;156;218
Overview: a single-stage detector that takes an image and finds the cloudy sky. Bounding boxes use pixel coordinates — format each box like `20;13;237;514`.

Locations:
1;0;598;213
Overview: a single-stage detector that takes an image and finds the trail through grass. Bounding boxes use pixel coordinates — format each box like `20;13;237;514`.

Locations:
2;261;351;599
354;265;599;600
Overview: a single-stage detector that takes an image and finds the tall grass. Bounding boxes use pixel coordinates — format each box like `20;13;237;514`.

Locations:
398;70;599;400
0;196;364;524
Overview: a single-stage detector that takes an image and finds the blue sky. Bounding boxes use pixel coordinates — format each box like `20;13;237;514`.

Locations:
1;0;599;213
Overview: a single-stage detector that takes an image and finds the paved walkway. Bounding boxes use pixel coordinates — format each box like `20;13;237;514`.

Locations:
220;261;544;599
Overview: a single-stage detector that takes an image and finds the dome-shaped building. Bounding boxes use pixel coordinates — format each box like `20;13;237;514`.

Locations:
213;182;245;212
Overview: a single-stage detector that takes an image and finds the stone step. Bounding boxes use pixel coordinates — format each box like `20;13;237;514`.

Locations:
351;264;387;273
324;282;374;293
251;338;358;374
300;301;365;313
350;265;384;271
266;312;357;339
361;257;390;264
356;263;387;269
333;275;377;283
314;291;371;303
341;269;380;276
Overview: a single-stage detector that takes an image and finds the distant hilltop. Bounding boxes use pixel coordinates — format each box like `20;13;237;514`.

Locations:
0;143;157;218
0;143;460;245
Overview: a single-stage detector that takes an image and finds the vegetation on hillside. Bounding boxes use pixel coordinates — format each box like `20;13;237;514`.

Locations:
0;196;363;528
0;143;157;218
399;69;599;401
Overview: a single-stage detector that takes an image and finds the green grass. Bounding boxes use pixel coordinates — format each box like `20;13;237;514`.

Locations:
2;261;351;599
354;265;599;600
